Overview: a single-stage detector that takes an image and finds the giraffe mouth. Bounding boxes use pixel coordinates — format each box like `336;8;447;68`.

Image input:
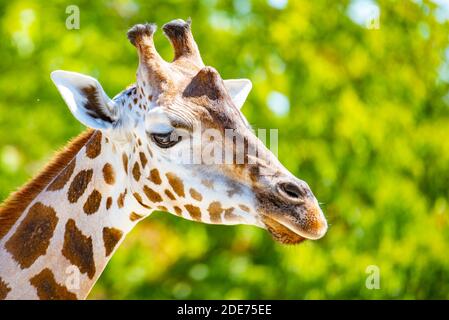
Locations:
261;215;306;245
261;204;327;245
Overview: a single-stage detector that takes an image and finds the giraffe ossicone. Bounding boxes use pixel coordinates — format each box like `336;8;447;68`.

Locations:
0;19;327;300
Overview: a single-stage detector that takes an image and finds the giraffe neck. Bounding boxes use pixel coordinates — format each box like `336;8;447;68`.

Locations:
0;130;149;300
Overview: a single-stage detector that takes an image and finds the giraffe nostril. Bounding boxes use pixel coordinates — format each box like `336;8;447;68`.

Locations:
277;182;307;201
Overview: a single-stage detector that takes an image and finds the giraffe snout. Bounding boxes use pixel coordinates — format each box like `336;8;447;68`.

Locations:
276;180;312;203
257;176;328;244
276;179;327;239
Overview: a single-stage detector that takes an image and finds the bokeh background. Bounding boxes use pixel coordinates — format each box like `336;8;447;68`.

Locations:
1;0;449;299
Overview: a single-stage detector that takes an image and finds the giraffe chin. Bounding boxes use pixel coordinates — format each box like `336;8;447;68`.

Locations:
261;215;306;245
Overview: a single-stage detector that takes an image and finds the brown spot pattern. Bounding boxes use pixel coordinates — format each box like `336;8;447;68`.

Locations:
164;189;176;200
67;169;93;203
29;268;77;300
208;201;223;223
102;163;115;185
102;227;123;257
166;172;185;197
189;188;203;201
174;206;182;216
133;192;152;209
0;130;94;242
106;197;113;210
0;277;11;300
143;186;163;203
139;152;148;168
185;204;201;221
149;168;161;184
62;219;96;279
83;189;102;215
5;202;58;269
47;158;76;191
122;153;129;174
131;191;141;202
129;212;144;222
85;131;102;159
132;162;141;181
117;189;127;208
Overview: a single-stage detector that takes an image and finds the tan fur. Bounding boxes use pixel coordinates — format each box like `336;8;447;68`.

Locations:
0;129;95;240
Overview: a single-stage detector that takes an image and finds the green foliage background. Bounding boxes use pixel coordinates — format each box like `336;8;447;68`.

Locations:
1;0;448;299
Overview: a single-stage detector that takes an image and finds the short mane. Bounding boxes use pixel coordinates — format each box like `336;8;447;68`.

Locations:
0;129;95;240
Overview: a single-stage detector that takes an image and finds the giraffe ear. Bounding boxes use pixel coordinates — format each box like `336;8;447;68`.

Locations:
223;79;252;109
51;70;118;130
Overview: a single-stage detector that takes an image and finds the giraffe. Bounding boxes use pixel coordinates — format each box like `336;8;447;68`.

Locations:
0;19;327;300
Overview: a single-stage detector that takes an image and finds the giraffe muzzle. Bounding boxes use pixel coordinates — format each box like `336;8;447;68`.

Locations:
259;179;328;244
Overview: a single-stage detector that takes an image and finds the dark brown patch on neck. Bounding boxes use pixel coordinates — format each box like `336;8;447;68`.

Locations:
62;219;96;279
166;172;185;197
47;158;76;191
29;268;77;300
164;189;176;200
67;169;93;203
0;277;11;300
0;130;94;241
102;227;123;257
5;202;58;269
83;190;102;215
85;131;102;159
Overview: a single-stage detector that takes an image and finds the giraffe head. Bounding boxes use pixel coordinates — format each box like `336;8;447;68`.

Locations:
50;19;327;244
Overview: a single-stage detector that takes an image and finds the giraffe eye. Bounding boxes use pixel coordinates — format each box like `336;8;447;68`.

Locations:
151;131;181;148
